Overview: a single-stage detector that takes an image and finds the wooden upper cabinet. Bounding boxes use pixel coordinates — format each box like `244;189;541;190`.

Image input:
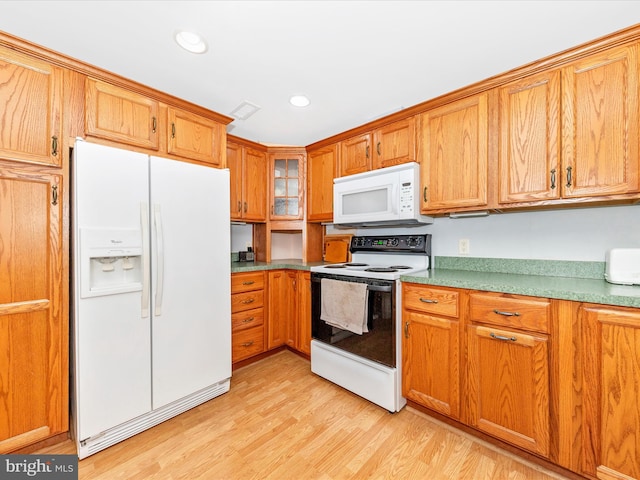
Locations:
269;150;305;220
167;106;225;166
307;143;338;222
372;117;416;170
561;43;639;198
85;78;159;150
339;133;371;176
227;140;267;222
0;46;62;166
497;70;561;204
581;305;640;480
419;92;489;212
0;167;66;452
244;148;268;221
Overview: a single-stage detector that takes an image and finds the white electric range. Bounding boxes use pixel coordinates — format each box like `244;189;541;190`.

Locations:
309;234;431;412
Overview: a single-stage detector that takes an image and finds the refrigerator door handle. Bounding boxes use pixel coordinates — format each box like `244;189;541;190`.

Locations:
141;203;150;318
154;204;165;316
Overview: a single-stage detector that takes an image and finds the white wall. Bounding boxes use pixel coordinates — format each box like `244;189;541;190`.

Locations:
342;204;639;262
231;224;253;253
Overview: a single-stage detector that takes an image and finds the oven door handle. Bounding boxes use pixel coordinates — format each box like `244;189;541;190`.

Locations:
367;285;392;292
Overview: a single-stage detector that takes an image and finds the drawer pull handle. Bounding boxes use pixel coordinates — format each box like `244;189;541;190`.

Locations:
490;332;517;342
419;298;438;304
493;309;520;317
404;321;410;338
242;281;255;285
242;341;254;347
242;298;255;304
242;317;254;323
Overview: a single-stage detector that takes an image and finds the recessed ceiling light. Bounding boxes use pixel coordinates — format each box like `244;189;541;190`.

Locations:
289;95;310;107
175;30;208;54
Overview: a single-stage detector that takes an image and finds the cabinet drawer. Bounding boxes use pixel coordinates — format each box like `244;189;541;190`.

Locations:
403;284;459;318
232;326;264;363
232;307;264;332
469;292;550;333
232;290;265;313
231;272;265;293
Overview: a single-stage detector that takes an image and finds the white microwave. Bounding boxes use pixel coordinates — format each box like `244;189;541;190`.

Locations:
333;162;433;228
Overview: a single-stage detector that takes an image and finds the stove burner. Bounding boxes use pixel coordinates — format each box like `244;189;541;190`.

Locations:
344;263;369;267
364;267;398;273
390;265;412;270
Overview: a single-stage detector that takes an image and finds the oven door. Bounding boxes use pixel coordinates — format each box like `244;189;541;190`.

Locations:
311;272;396;368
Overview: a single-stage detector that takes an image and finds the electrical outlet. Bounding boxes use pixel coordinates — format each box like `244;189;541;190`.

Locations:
459;239;470;255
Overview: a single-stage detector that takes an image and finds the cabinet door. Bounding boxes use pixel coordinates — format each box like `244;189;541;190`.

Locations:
419;93;488;211
270;152;304;220
267;271;289;349
581;305;640;480
167;107;225;166
227;142;243;220
467;324;550;457
0;46;62;166
85;78;159;150
498;70;561;204
372;117;416;170
243;148;267;222
403;311;460;419
307;144;337;222
339;133;371;176
0;168;65;452
562;44;639;198
297;271;312;355
285;271;299;348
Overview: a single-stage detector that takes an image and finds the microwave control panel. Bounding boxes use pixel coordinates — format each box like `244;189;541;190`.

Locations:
399;180;414;214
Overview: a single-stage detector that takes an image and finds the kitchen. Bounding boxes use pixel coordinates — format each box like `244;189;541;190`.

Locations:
1;2;640;479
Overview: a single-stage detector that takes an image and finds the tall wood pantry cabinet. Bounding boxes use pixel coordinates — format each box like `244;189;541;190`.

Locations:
0;44;67;452
0;166;66;452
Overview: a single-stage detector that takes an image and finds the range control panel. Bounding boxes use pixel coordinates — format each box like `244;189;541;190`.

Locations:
350;234;431;254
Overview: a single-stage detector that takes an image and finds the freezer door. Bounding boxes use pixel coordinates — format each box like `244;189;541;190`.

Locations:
149;156;231;409
72;141;152;441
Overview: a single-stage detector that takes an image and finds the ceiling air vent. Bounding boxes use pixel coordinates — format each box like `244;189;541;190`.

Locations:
230;101;261;120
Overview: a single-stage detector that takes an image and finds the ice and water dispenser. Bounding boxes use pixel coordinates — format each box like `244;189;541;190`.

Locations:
80;228;144;298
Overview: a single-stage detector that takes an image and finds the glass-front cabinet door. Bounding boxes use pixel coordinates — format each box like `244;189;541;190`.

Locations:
269;150;305;220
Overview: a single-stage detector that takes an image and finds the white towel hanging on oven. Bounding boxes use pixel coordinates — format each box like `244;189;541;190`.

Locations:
320;278;369;335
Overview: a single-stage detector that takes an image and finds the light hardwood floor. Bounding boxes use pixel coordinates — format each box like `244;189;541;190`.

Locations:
37;351;571;479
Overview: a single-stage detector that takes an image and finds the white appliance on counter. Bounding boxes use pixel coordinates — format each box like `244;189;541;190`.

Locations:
333;162;433;228
605;248;640;285
71;140;231;458
310;234;431;412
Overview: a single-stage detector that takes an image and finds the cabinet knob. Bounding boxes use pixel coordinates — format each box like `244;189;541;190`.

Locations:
566;166;573;188
51;136;58;157
171;123;176;138
550;169;556;190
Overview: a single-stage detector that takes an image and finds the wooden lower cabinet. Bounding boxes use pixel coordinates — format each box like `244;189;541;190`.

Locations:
466;292;552;458
402;284;461;419
287;271;311;356
0;166;66;452
581;304;640;480
267;270;290;349
466;324;550;457
231;272;266;363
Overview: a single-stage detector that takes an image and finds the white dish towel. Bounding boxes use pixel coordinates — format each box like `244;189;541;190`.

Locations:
320;278;369;335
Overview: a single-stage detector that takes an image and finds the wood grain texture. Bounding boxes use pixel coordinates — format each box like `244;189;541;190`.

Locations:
35;351;572;479
340;133;372;176
372;116;416;169
581;305;640;480
469;292;551;334
307;143;338;222
167;106;225;166
0;45;62;166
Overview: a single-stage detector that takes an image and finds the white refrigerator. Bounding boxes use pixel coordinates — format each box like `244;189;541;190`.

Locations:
71;140;231;458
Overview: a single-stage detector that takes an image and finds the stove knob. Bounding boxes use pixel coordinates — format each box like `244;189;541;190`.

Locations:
390;238;399;247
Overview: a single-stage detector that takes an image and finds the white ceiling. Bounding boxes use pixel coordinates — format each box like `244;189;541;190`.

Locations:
2;1;640;147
